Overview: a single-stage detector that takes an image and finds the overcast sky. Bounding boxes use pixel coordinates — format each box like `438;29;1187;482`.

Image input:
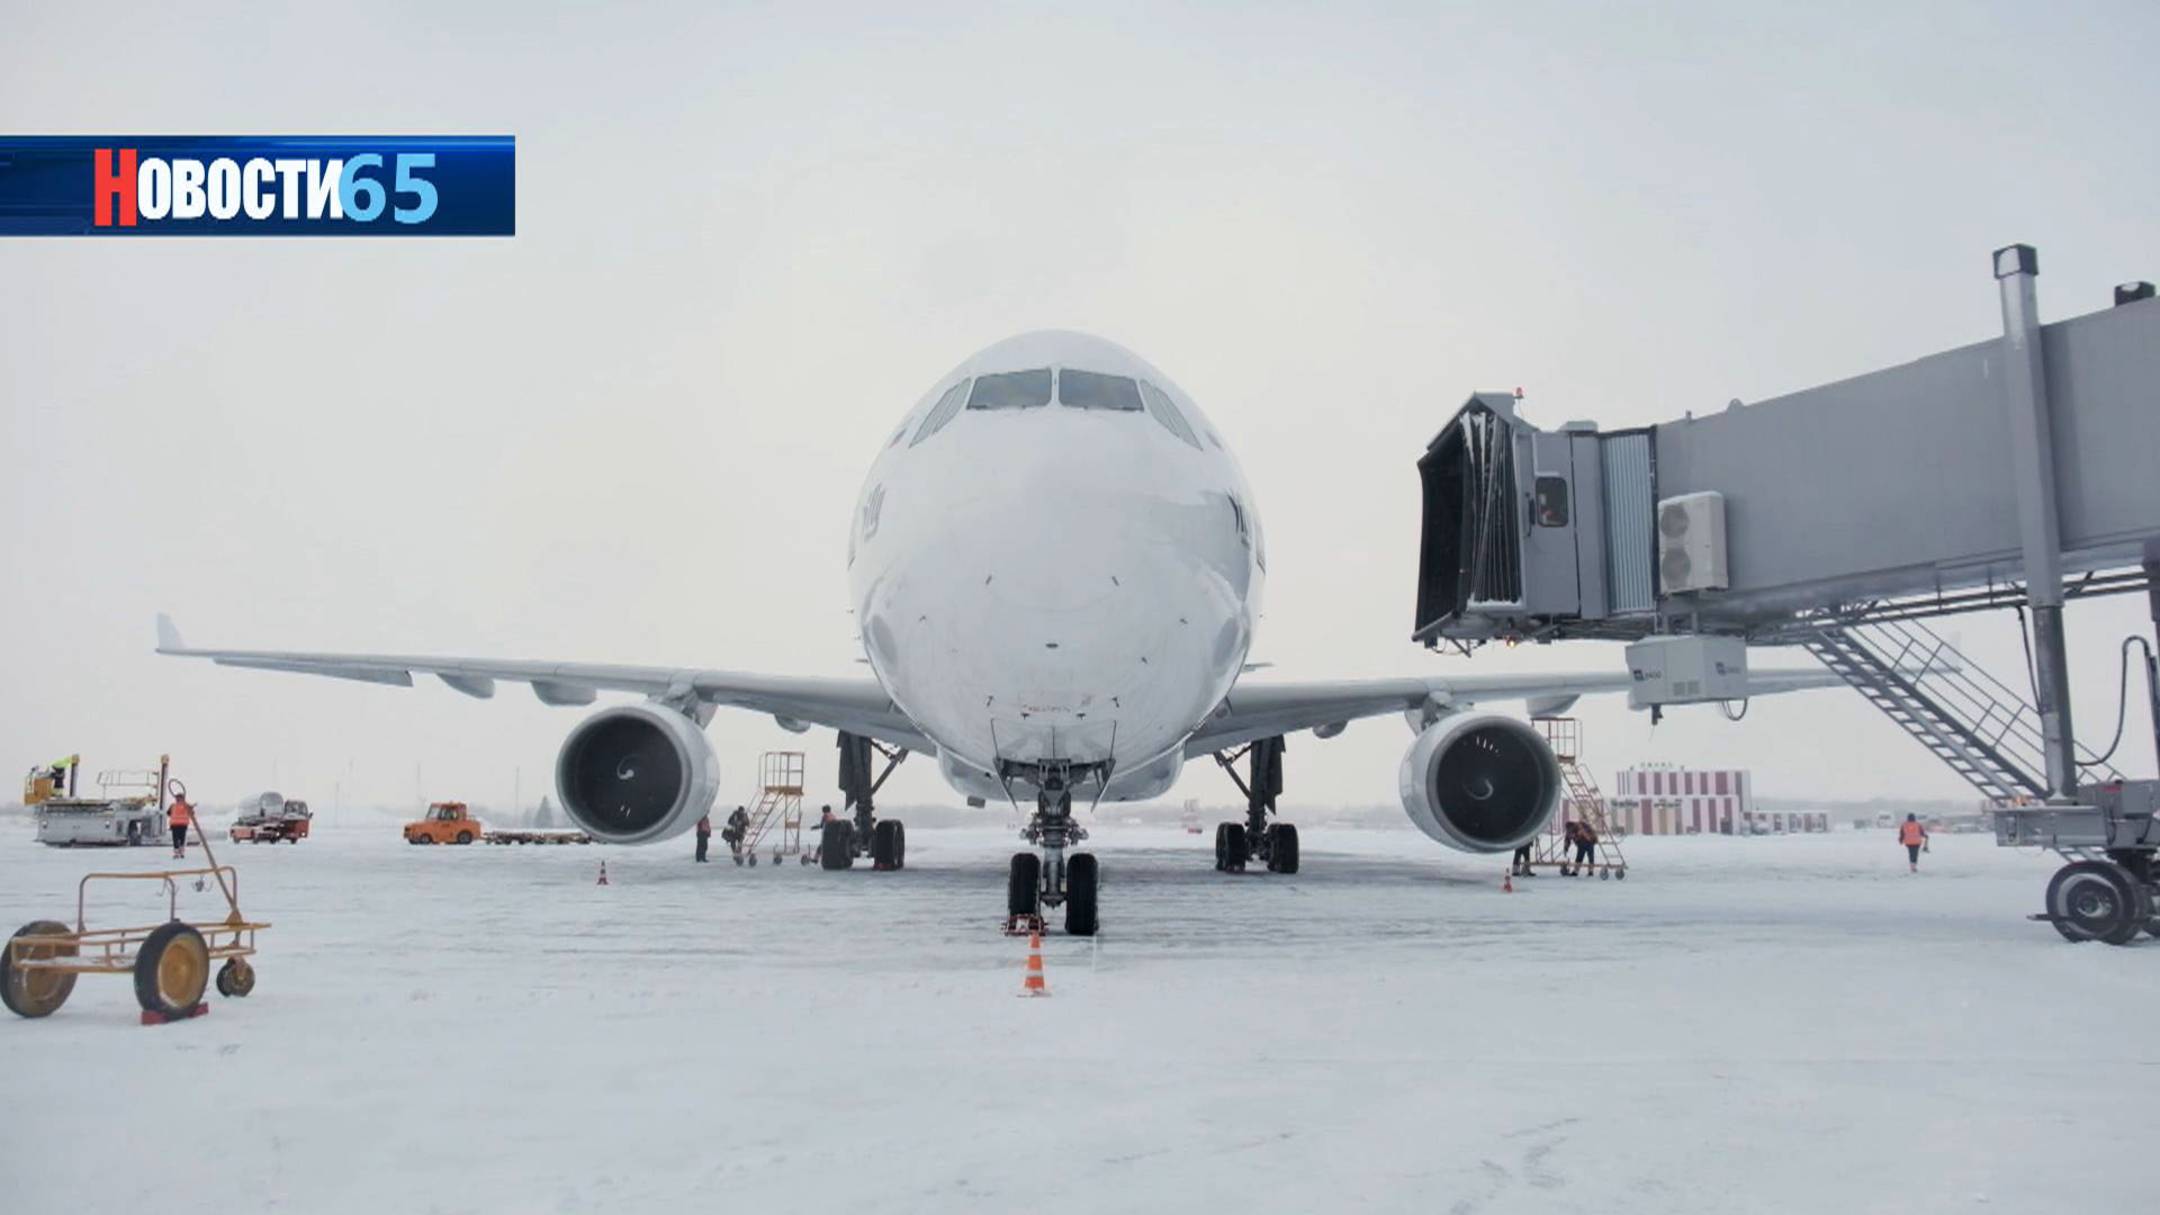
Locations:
5;2;2156;816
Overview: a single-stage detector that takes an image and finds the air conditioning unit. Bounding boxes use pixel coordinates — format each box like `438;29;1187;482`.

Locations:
1657;491;1729;594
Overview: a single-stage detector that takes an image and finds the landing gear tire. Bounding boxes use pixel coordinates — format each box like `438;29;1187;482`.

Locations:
1216;823;1250;872
1008;852;1042;919
1066;853;1099;937
820;821;856;871
872;820;907;871
2047;860;2145;945
1264;823;1300;875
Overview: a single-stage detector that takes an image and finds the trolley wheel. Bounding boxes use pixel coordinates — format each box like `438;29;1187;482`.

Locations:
1616;867;1627;881
1265;823;1300;875
215;957;256;998
1008;852;1042;918
2;921;79;1019
455;831;474;845
819;820;856;871
133;922;211;1017
2047;861;2145;945
748;853;758;867
1065;853;1100;937
1600;868;1611;881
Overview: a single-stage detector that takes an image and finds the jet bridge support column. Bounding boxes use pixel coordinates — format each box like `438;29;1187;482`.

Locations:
1994;245;2079;802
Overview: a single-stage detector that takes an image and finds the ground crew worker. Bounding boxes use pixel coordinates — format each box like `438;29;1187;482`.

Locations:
807;805;837;864
1572;820;1598;877
724;805;750;862
1512;840;1534;877
1899;813;1929;873
167;794;194;859
694;811;713;862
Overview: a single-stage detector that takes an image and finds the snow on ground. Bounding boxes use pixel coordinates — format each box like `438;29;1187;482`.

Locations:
4;819;2152;1214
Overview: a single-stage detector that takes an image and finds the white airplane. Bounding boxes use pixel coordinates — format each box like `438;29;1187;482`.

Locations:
158;330;1838;934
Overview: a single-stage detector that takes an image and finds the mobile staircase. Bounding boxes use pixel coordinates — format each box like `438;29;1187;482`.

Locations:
738;751;805;866
1523;717;1627;879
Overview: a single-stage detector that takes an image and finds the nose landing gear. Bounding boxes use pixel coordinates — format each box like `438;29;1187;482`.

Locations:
1002;759;1105;936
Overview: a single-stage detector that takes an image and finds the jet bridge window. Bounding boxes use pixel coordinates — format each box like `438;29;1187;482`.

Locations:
910;379;972;446
967;368;1054;410
1138;380;1203;450
1059;369;1143;411
1533;475;1570;527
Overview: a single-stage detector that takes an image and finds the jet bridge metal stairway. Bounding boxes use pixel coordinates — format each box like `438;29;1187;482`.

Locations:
1799;617;2122;805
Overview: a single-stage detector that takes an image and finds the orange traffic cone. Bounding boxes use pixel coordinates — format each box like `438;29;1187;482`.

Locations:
1018;930;1049;998
1502;868;1515;893
596;861;610;886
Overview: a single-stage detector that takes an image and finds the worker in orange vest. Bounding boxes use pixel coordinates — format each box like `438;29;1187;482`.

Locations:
167;795;195;859
1898;813;1929;873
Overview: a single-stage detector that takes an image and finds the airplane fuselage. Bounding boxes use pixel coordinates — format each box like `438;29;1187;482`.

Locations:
847;331;1264;802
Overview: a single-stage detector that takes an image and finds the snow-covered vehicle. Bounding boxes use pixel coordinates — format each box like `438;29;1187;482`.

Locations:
229;792;312;844
30;757;171;848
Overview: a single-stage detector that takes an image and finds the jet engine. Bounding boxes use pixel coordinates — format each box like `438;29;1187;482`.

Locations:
555;702;720;844
1397;713;1562;853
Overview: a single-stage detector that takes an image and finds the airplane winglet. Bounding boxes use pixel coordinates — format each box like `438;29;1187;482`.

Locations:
156;612;185;653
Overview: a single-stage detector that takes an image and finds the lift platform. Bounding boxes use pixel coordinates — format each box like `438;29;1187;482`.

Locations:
1520;717;1627;879
1408;246;2160;941
739;751;805;866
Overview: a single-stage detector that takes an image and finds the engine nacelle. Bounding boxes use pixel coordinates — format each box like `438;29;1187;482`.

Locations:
555;702;720;845
1397;713;1562;853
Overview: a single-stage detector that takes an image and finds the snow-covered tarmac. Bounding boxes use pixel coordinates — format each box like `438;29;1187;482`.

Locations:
5;819;2152;1214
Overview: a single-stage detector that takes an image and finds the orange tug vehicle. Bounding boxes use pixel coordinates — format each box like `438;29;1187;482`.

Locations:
3;780;269;1025
403;801;591;846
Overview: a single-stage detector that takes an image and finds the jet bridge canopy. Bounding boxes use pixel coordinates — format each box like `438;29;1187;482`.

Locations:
1413;267;2160;646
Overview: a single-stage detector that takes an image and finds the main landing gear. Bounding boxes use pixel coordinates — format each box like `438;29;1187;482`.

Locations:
822;733;910;872
1211;735;1299;875
1004;760;1103;937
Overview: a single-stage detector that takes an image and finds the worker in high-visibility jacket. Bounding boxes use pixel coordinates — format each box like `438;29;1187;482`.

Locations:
167;795;195;859
1898;813;1929;873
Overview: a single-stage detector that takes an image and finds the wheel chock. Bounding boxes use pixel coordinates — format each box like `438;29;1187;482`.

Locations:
140;1002;209;1027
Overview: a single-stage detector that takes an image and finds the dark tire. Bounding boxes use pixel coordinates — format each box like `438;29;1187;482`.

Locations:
1616;868;1628;881
133;922;210;1017
871;820;900;870
1066;853;1100;937
407;836;424;846
891;821;906;870
1265;823;1300;875
820;820;855;870
1008;852;1042;918
1213;823;1230;871
748;853;758;867
455;831;474;845
2047;861;2144;945
1223;823;1250;873
1600;868;1611;881
215;957;256;998
2;921;78;1019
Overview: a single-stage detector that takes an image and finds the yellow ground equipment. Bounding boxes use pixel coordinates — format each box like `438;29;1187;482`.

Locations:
22;754;80;805
2;814;269;1023
1521;717;1629;879
739;751;806;866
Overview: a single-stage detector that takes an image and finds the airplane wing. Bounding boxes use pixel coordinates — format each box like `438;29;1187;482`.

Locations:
1183;665;1846;757
154;614;933;753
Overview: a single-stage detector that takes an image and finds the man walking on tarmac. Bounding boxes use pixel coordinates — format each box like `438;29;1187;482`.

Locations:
724;805;751;863
167;793;194;859
694;810;713;862
1900;813;1930;873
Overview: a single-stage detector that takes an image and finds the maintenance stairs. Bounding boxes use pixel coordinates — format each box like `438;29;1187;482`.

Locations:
1800;617;2123;805
1525;718;1628;878
739;751;805;864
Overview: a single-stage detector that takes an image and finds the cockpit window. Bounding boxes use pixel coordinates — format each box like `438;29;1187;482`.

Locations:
910;379;972;446
967;369;1054;410
1059;369;1143;411
1138;380;1204;450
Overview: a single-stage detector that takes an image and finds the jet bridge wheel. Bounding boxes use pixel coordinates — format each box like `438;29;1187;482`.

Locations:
1008;853;1042;918
2046;861;2146;945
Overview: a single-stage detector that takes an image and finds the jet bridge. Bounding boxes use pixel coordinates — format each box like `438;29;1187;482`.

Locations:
1411;246;2160;944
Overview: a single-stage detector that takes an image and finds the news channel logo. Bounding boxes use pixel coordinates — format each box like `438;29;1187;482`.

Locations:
0;137;514;235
